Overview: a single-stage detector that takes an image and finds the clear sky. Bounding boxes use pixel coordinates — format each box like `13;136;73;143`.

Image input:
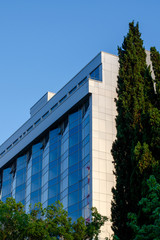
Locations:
0;0;160;145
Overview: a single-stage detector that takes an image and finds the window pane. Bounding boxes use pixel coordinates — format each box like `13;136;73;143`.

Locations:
32;162;42;175
48;185;57;199
69;111;79;124
69;151;78;166
68;191;78;206
69;171;79;186
31;178;41;192
69;132;79;148
49;166;58;180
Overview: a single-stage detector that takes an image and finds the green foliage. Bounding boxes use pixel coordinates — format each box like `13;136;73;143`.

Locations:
85;207;108;240
111;21;160;240
134;142;157;174
128;175;160;240
0;198;108;240
0;198;29;240
150;47;160;106
72;217;86;240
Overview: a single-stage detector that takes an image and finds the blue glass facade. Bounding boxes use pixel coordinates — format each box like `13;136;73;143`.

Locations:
0;98;91;221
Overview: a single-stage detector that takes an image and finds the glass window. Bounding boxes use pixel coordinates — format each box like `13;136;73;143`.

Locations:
50;142;60;152
48;185;58;199
68;203;78;214
51;103;58;111
7;144;12;150
2;194;11;202
27;126;33;132
49;178;58;187
2;186;11;197
32;162;42;175
61;140;68;155
61;188;68;199
0;150;5;156
68;190;78;206
69;183;78;194
49;149;58;162
69;120;79;130
3;168;12;181
50;128;60;139
48;196;57;206
16;168;26;177
16;183;25;193
69;125;79;134
30;195;41;207
61;169;68;180
83;154;90;167
32;143;43;154
34;118;41;126
84;142;90;158
17;162;26;171
69;86;77;95
31;172;41;182
31;177;41;192
31;189;41;199
70;211;80;223
59;95;67;104
90;66;100;80
61;196;68;209
17;156;26;167
69;163;78;174
69;144;79;155
42;111;49;119
69;132;79;148
49;160;57;169
49;166;58;180
69;111;79;124
69;171;79;186
82;135;90;148
61;177;68;192
82;115;90;128
16;190;25;202
61;158;68;173
84;124;90;139
69;151;79;166
78;77;87;87
16;174;26;186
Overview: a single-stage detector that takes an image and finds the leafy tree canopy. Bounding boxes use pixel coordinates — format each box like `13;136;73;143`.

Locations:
128;175;160;240
0;198;107;240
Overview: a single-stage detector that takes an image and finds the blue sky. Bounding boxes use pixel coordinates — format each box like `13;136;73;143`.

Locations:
0;0;160;144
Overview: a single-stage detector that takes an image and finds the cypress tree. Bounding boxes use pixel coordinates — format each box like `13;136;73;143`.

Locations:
127;48;160;239
150;47;160;108
149;47;160;180
111;22;157;240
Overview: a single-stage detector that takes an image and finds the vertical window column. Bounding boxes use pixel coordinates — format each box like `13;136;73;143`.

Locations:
42;138;49;208
68;110;82;222
48;128;61;206
26;153;32;213
30;143;43;207
81;100;91;221
1;167;12;201
15;155;27;205
12;163;16;199
60;121;69;209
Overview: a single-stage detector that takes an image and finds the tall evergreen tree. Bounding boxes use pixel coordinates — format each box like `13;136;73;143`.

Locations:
148;47;160;181
150;47;160;108
111;22;157;240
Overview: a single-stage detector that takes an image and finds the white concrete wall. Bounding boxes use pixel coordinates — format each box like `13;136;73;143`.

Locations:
89;52;118;239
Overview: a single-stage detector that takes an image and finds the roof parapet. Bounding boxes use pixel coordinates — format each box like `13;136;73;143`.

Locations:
30;92;55;117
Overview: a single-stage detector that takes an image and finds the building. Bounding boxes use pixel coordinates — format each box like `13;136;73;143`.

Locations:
0;51;119;239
